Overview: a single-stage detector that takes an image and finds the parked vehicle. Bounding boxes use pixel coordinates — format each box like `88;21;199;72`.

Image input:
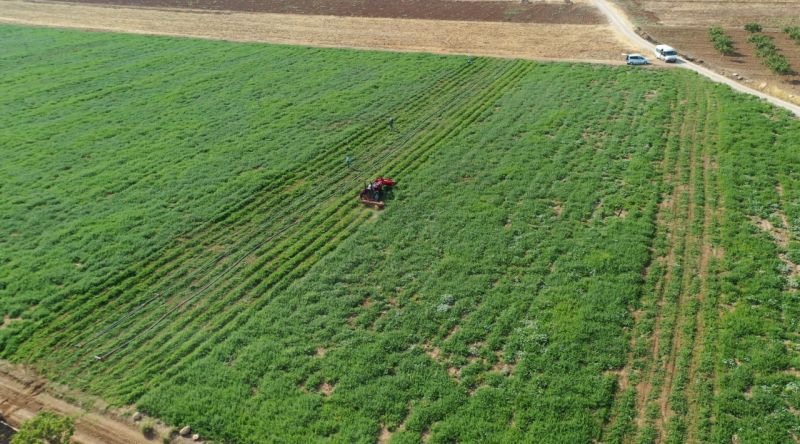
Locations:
625;54;650;65
654;44;678;63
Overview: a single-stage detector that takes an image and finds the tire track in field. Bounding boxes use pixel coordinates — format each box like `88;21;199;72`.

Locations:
684;92;720;444
602;80;686;443
632;89;691;441
23;59;487;361
602;88;681;444
657;83;703;442
98;61;534;397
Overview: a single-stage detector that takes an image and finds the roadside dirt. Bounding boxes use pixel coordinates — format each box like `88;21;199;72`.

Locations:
58;0;605;24
0;0;629;62
0;361;192;444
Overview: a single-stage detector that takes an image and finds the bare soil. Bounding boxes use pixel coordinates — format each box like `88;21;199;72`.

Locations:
58;0;605;24
628;0;800;28
378;426;392;444
0;0;628;62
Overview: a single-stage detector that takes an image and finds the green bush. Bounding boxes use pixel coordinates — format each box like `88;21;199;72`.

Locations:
784;26;800;43
141;420;156;439
746;34;793;74
764;53;793;74
11;411;74;444
709;26;735;55
748;34;774;51
744;23;763;33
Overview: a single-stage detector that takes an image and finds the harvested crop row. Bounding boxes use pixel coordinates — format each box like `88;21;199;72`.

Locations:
97;61;534;397
26;58;493;360
31;58;528;386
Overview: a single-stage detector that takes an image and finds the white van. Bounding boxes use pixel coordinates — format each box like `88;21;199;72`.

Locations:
625;54;650;65
654;45;678;63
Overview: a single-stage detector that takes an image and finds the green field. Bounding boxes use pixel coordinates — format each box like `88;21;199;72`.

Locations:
2;24;800;443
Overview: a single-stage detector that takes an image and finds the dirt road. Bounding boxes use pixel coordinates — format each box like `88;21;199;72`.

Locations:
593;0;800;117
0;362;151;444
0;0;628;62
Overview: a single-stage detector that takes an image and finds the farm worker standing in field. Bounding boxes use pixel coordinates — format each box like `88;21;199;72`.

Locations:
388;117;395;132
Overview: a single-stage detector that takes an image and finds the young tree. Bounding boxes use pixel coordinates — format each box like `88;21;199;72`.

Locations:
11;411;74;444
744;22;763;33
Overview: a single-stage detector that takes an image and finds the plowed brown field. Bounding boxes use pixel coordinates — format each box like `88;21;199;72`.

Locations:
0;0;629;62
59;0;604;24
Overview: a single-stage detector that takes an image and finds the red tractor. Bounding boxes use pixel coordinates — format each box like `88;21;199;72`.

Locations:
359;177;396;209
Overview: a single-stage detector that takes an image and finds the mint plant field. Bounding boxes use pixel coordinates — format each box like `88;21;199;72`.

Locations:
1;25;799;443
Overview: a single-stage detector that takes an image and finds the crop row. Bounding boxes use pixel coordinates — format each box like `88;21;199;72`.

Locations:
709;27;735;56
747;34;793;75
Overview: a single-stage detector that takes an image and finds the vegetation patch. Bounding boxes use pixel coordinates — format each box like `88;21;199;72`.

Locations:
747;33;793;75
1;24;800;444
709;26;735;56
785;26;800;45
